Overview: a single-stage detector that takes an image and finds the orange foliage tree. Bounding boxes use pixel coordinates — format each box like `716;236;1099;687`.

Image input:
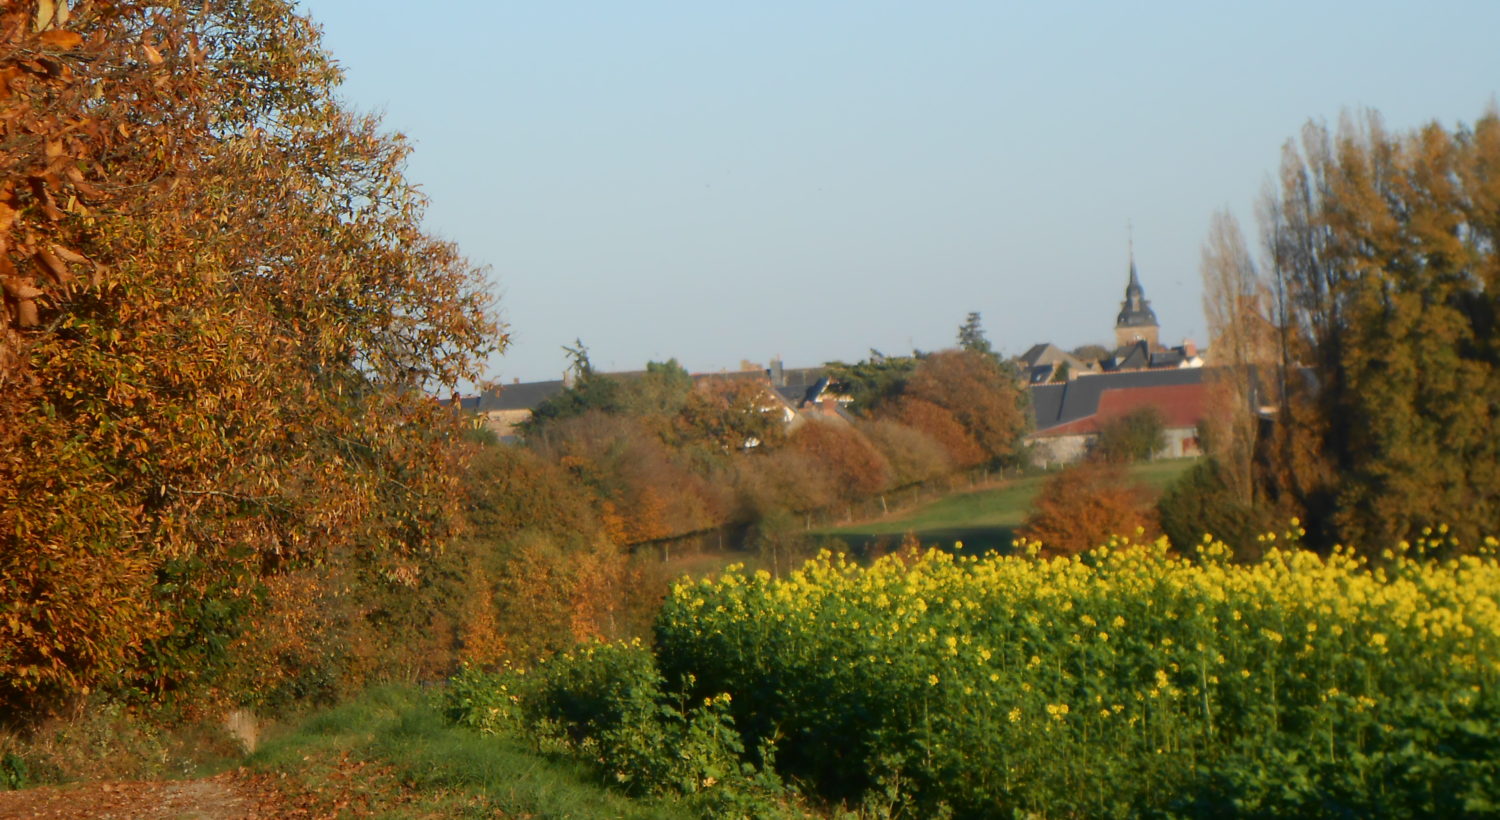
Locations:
789;419;892;501
903;349;1030;466
889;396;986;468
0;1;501;713
536;411;723;544
1016;463;1159;556
858;418;952;488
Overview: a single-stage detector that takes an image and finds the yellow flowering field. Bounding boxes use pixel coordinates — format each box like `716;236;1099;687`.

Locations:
652;529;1500;816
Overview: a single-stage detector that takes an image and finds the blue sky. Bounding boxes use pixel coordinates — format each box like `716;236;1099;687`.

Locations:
297;1;1498;383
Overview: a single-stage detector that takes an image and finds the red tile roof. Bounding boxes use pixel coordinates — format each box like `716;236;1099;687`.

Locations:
1039;382;1206;436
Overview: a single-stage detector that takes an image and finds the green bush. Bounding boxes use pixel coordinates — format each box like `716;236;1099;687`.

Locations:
448;643;792;813
1093;406;1167;463
1157;459;1276;558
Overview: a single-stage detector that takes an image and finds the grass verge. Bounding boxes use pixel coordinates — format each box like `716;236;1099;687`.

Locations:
250;685;691;819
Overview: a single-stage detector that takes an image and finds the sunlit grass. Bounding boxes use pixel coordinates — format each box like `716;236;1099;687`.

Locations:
252;686;691;819
818;458;1199;554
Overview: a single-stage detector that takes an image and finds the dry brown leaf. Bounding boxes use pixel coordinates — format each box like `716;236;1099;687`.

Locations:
34;249;71;284
33;0;57;32
142;43;164;65
3;277;45;301
38;30;82;50
50;244;89;265
17;299;39;327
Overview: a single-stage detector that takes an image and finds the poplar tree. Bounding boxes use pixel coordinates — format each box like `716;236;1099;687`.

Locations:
1256;108;1500;549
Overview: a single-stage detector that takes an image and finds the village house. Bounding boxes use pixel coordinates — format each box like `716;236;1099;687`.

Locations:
1027;368;1207;466
1023;255;1210;465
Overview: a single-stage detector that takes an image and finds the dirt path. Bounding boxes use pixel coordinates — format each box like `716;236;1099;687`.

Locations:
0;769;321;819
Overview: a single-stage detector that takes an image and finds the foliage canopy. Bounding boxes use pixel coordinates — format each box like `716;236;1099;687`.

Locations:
0;0;501;713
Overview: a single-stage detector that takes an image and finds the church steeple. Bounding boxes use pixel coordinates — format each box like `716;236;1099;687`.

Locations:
1114;250;1159;348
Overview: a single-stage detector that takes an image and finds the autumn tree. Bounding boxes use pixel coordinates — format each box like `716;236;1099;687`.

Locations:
1253;108;1500;548
788;419;893;502
727;448;837;521
677;376;787;454
1199;210;1276;505
534;411;722;544
1016;462;1159;557
0;1;500;714
858;418;952;488
621;359;695;418
889;396;986;469
903;349;1030;466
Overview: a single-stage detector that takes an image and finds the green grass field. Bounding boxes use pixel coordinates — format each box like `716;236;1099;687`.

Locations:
815;458;1198;556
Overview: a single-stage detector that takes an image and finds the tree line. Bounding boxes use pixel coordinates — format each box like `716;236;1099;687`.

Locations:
459;338;1031;659
1186;107;1500;556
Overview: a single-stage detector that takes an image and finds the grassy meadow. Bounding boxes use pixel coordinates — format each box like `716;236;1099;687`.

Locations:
815;458;1198;555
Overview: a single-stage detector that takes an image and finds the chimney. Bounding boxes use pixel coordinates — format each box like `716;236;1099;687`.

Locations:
513;377;520;384
768;357;785;387
1182;339;1198;358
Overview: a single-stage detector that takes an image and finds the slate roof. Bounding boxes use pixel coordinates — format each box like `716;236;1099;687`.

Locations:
1019;343;1094;383
1116;261;1159;329
471;380;567;413
1019;343;1062;367
1110;340;1153;371
1029;367;1206;433
1027;365;1058;384
776;366;828;389
1150;349;1187;368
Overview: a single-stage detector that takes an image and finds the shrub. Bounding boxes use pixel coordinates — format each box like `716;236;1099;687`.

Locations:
1016;462;1157;555
1093;406;1167;463
448;643;789;810
1156;459;1277;559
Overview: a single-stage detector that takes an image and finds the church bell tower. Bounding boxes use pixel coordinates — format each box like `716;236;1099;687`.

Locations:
1114;255;1160;349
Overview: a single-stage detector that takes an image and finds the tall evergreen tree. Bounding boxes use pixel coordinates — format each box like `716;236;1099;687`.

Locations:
957;311;994;356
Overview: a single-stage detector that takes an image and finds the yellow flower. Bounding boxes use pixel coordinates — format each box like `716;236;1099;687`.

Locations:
928;674;940;686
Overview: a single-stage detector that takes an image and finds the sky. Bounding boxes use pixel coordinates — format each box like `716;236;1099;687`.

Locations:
296;1;1499;384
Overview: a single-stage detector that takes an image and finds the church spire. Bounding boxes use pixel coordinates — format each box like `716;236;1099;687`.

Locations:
1114;242;1159;348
